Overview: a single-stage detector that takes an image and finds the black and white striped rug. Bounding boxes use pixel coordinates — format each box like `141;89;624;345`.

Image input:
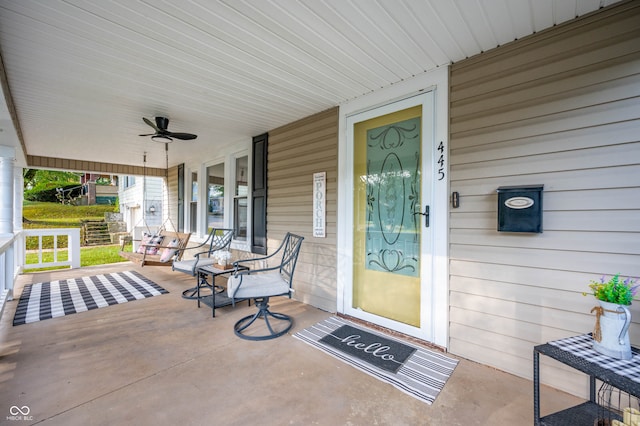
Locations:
293;316;458;404
13;271;168;326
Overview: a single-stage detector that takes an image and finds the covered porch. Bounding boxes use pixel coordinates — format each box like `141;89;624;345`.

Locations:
1;263;580;425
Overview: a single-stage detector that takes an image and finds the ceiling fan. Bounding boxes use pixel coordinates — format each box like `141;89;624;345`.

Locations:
139;116;197;142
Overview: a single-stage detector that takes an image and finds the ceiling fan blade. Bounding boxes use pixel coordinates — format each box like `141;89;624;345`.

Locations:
143;117;160;132
139;133;155;137
169;132;197;140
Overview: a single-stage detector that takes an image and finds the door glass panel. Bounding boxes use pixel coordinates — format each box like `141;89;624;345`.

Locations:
353;105;422;327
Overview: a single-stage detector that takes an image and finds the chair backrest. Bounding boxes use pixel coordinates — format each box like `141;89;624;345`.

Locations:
207;228;234;254
277;233;304;288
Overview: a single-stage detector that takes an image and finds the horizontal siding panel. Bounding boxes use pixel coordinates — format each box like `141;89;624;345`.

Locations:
269;138;337;166
450;245;640;276
450;323;534;362
452;70;640;134
269;127;338;154
450;338;589;398
451;275;604;317
451;120;640;163
452;142;640;180
269;159;337;179
544;210;640;232
267;221;337;236
452;53;640;120
451;165;640;194
268;188;337;202
450;307;575;344
449;210;640;232
450;261;597;293
450;229;640;255
451;32;640;104
452;97;640;147
450;291;591;333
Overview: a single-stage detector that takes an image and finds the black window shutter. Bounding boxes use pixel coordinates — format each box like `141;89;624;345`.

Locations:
177;163;184;232
251;133;268;254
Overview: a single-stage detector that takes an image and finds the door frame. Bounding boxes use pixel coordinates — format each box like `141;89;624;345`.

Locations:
336;67;449;347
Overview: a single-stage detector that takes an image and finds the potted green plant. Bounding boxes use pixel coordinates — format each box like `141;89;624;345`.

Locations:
586;274;638;305
584;274;638;360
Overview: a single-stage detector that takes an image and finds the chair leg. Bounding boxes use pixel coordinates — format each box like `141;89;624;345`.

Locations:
183;273;224;301
234;297;292;341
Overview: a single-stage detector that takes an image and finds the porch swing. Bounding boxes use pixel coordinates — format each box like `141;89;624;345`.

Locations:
119;144;191;267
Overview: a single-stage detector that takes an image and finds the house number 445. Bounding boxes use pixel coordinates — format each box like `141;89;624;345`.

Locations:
437;141;445;181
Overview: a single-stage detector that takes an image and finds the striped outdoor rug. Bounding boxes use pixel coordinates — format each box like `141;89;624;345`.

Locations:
293;316;458;404
13;271;168;326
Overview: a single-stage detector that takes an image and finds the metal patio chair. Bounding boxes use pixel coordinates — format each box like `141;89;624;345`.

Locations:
172;228;234;299
226;232;304;340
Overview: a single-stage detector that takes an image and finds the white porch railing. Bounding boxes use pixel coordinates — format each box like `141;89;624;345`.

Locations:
0;228;81;319
21;228;81;271
0;233;17;317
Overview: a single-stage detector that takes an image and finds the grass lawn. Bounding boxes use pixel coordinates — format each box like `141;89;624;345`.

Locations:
24;245;129;271
22;201;125;269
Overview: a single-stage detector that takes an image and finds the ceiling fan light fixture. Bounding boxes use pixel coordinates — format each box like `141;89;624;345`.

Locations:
151;134;173;142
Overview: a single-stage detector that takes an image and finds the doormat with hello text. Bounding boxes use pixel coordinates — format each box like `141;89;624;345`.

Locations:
293;316;458;404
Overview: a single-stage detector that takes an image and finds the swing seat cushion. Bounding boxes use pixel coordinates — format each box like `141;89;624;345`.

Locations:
136;233;165;255
145;234;165;255
120;230;190;267
137;233;153;254
160;238;181;262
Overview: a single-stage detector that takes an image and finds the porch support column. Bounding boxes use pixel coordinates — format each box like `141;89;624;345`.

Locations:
13;164;22;232
0;146;16;309
0;147;15;235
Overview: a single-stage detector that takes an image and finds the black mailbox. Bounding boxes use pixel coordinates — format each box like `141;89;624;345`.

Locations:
496;185;543;233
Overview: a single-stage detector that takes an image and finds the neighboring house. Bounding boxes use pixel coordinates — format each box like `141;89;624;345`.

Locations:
79;173;118;205
118;174;164;233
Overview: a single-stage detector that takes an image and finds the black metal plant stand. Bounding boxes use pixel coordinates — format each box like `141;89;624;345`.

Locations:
534;334;640;425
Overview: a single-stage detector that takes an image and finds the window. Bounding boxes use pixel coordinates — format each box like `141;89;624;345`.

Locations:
207;163;224;233
180;147;257;247
123;176;136;188
190;172;198;233
234;156;248;241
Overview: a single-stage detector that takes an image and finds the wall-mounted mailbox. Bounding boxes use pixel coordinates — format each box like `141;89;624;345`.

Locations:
496;185;543;233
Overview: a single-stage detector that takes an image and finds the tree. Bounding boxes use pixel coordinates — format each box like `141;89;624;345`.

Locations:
23;169;81;190
23;169;82;202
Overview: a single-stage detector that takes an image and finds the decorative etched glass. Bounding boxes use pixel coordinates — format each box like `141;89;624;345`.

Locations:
365;117;421;277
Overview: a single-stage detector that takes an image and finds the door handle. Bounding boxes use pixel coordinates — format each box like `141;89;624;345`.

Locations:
413;205;430;228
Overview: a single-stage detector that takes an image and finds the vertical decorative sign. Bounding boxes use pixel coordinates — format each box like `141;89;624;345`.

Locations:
313;172;326;237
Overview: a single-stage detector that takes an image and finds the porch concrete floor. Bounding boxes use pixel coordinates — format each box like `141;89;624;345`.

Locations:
0;263;583;425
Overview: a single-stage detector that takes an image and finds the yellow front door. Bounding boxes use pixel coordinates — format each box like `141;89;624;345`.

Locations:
352;103;426;327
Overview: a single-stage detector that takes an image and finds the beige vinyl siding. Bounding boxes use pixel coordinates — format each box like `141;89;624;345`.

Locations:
164;166;178;232
449;1;640;398
267;107;338;313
